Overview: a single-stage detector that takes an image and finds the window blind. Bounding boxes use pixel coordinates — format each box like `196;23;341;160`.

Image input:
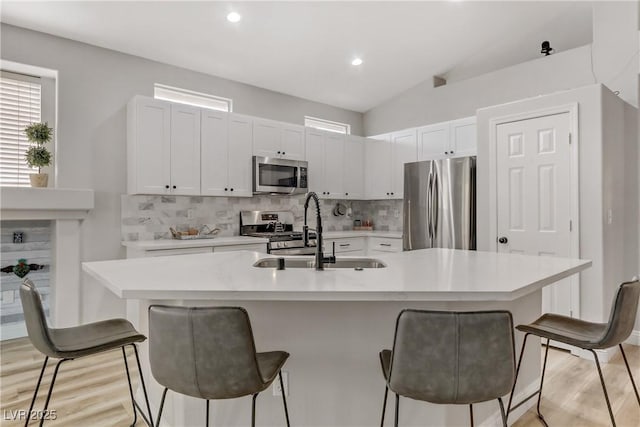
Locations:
0;74;42;186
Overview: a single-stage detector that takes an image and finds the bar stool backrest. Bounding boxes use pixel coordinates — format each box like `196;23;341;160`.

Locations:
388;310;515;405
20;278;56;358
148;305;264;400
597;280;640;349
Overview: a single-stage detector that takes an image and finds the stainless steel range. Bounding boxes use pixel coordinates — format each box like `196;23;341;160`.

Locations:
240;210;317;255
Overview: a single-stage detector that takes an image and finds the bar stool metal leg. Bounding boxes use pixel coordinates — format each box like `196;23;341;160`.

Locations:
122;347;138;427
506;334;549;426
497;397;507;427
205;400;210;427
380;385;389;427
131;344;154;427
39;358;68;427
535;338;551;425
155;387;168;427
619;344;640;406
469;403;474;427
278;371;290;427
24;356;48;427
251;393;258;427
394;393;399;427
589;349;616;427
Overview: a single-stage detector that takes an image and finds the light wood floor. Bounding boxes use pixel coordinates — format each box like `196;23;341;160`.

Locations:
1;338;639;426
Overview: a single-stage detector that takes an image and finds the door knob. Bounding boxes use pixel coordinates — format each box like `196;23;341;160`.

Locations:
498;237;508;244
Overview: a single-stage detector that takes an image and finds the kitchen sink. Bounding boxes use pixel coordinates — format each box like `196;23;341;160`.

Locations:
253;257;387;269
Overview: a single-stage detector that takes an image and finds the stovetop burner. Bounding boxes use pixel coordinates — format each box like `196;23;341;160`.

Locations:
240;210;317;254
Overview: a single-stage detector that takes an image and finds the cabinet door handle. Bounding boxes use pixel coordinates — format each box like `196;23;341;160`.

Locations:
445;151;449;155
339;243;351;247
172;185;176;189
282;152;286;155
450;150;454;154
230;188;234;192
380;243;392;247
165;185;170;189
391;192;394;195
345;192;349;196
224;188;228;191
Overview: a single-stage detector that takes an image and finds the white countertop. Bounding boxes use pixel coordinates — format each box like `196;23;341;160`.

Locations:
83;249;590;302
122;236;269;250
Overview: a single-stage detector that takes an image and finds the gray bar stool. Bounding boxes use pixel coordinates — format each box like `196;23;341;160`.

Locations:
148;305;290;427
379;309;515;426
507;280;640;426
19;278;154;427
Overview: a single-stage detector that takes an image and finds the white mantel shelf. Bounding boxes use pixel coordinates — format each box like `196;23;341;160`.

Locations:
0;187;94;220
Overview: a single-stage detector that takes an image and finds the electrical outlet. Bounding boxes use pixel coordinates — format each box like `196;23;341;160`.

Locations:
187;209;194;219
272;371;289;397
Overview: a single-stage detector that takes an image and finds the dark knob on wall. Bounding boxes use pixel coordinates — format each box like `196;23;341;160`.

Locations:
165;185;169;189
277;151;281;154
173;185;176;189
224;188;228;191
230;188;234;192
498;237;508;244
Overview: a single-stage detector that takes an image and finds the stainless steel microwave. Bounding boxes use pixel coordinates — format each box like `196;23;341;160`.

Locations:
252;156;308;195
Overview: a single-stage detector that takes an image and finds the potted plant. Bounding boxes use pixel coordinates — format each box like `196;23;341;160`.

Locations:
24;122;53;187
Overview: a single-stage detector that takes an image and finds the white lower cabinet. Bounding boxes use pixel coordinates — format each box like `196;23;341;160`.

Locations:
213;244;266;253
324;237;366;256
367;237;402;254
125;242;267;258
323;236;402;257
128;247;213;258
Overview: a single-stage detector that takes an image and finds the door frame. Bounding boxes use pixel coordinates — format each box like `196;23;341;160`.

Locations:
488;103;580;317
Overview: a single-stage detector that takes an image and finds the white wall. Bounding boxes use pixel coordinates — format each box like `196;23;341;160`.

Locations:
363;45;596;136
0;23;363;322
592;1;638;107
476;84;638;325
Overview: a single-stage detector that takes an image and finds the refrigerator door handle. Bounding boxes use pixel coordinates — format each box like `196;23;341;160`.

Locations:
432;169;439;240
427;170;433;240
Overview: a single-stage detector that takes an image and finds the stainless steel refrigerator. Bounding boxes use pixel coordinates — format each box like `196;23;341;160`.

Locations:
403;157;476;251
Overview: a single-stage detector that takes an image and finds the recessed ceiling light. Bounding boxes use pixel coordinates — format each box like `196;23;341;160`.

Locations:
351;58;363;66
227;12;241;23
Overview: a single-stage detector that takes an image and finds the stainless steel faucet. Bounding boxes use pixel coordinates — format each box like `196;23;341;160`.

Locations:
303;192;335;270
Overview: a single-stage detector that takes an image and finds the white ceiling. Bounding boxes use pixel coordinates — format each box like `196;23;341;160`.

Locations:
0;1;593;112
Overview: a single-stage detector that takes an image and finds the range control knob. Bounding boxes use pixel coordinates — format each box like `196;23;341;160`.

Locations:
498;237;508;244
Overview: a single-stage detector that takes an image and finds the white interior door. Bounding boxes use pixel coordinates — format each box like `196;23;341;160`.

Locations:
496;112;575;317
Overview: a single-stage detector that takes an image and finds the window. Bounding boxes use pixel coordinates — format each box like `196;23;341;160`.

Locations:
154;83;232;112
0;72;42;186
304;116;351;135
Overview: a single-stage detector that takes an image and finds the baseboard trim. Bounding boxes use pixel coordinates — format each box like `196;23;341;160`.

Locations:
0;322;27;341
625;330;640;346
478;381;539;427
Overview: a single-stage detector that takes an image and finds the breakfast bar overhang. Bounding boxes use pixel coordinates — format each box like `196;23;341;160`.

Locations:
83;249;591;427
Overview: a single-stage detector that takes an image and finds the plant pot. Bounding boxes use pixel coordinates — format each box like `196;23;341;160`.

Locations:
29;173;48;188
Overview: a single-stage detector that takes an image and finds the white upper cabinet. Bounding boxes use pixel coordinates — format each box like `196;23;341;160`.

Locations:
253;118;305;160
201;111;253;197
227;114;253;197
364;130;417;200
390;129;418;199
127;96;200;195
449;117;477;157
418;116;476;160
305;128;345;199
343;136;365;200
364;135;392;199
170;104;201;195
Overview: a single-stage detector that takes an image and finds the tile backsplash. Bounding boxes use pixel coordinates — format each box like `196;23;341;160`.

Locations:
121;195;402;241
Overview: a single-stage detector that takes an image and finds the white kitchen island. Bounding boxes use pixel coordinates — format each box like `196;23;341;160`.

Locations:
83;249;590;427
